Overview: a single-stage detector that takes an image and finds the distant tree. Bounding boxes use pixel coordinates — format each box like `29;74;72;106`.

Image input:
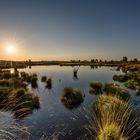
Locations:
99;59;102;63
91;59;95;63
122;56;128;62
28;59;32;65
95;59;98;62
133;58;138;62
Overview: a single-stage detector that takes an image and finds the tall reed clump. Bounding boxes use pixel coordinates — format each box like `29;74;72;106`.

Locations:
61;87;83;109
88;95;139;140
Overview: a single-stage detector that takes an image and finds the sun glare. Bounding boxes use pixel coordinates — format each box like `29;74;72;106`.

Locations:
6;44;16;54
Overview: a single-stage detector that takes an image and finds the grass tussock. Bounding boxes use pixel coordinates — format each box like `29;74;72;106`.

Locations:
89;82;102;94
113;75;129;82
124;80;138;89
124;79;140;95
104;83;130;101
98;123;127;140
61;87;83;109
93;95;134;122
0;87;40;118
30;74;38;88
88;95;139;140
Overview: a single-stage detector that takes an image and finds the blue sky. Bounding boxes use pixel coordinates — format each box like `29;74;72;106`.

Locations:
0;0;140;60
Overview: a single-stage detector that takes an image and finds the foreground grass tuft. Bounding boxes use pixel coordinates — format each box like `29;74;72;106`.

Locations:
88;95;139;140
98;123;127;140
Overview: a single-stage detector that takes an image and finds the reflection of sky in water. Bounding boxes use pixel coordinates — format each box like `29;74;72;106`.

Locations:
13;66;139;139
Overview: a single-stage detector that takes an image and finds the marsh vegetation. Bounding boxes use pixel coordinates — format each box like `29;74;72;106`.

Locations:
0;70;40;119
0;64;140;139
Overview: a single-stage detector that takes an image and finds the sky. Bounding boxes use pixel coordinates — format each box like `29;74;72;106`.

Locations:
0;0;140;61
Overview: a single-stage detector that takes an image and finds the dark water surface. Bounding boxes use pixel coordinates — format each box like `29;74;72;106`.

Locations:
4;66;140;140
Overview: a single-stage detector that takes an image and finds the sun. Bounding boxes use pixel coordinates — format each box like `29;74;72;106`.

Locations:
6;44;17;54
